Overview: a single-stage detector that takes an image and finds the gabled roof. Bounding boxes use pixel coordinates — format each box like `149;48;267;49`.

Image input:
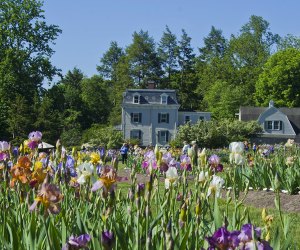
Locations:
123;89;179;105
240;106;300;134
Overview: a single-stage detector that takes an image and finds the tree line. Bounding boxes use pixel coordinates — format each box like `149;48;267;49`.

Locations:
1;0;300;145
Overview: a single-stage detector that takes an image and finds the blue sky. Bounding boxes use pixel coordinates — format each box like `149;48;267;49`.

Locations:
43;0;300;81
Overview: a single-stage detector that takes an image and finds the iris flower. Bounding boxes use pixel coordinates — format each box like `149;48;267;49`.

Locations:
10;156;32;187
62;234;91;250
165;167;178;189
101;230;115;250
206;224;272;250
207;175;225;198
30;182;63;214
90;152;101;165
0;141;9;161
198;171;209;183
28;131;42;150
30;161;47;188
142;150;157;172
180;155;192;171
77;162;96;185
229;142;245;165
91;167;127;196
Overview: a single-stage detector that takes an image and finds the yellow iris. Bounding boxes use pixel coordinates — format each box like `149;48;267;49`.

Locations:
99;176;116;189
90;152;100;164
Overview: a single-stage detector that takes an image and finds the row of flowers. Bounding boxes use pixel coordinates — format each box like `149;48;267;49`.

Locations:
0;131;297;249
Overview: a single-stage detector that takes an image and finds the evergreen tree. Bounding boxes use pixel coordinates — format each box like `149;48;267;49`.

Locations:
126;30;162;87
97;41;124;81
199;26;227;63
176;29;197;110
158;26;178;88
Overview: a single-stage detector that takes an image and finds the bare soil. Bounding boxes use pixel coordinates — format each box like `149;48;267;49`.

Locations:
118;169;300;213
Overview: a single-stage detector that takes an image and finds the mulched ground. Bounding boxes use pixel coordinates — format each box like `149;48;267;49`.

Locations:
118;169;300;213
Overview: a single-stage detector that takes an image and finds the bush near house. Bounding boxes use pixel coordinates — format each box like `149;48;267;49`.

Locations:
171;119;262;148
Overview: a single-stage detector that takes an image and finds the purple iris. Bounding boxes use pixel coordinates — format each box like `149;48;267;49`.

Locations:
238;223;261;242
101;230;115;250
0;152;8;161
62;233;91;250
208;154;220;167
206;224;271;250
215;164;224;173
13;146;19;157
66;156;75;168
28;140;38;150
65;156;77;177
206;226;232;249
99;147;105;158
28;131;42;141
96;164;103;175
180;155;192;171
142;150;157;172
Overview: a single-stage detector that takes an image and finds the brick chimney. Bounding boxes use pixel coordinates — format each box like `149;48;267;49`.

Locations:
147;80;155;89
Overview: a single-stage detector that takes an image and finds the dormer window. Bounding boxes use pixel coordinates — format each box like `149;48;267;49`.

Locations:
161;94;168;104
265;120;283;130
133;95;140;104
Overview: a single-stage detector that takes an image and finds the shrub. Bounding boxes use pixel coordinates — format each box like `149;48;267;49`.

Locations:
82;124;123;149
173;119;262;148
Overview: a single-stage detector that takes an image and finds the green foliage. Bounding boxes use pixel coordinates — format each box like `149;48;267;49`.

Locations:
173;119;262;148
97;41;124;80
80;75;112;125
60;127;82;147
203;80;244;118
0;0;61;140
255;48;300;107
158;26;178;88
126;30;163;87
81;124;123;148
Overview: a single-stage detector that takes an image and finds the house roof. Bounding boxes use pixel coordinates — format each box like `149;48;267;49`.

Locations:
240;106;300;134
123;89;179;105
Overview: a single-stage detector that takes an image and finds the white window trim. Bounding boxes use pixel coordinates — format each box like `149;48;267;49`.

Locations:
159;131;168;143
160;94;168;104
160;113;168;123
133;94;140;104
265;120;282;131
131;113;141;123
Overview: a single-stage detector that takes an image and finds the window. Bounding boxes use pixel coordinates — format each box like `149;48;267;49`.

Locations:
130;130;142;139
199;116;205;121
133;95;139;104
158;113;169;123
158;130;169;144
265;120;283;130
185;115;191;123
131;113;142;123
161;95;168;104
273;121;281;130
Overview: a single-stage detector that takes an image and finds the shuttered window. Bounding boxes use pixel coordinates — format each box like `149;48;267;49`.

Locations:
130;130;142;139
158;130;169;144
158;113;169;123
131;113;142;123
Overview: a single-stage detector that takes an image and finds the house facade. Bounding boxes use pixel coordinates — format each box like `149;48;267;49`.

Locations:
121;89;211;146
239;101;300;143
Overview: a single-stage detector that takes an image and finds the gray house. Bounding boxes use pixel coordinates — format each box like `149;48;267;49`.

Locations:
121;89;211;146
239;101;300;143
